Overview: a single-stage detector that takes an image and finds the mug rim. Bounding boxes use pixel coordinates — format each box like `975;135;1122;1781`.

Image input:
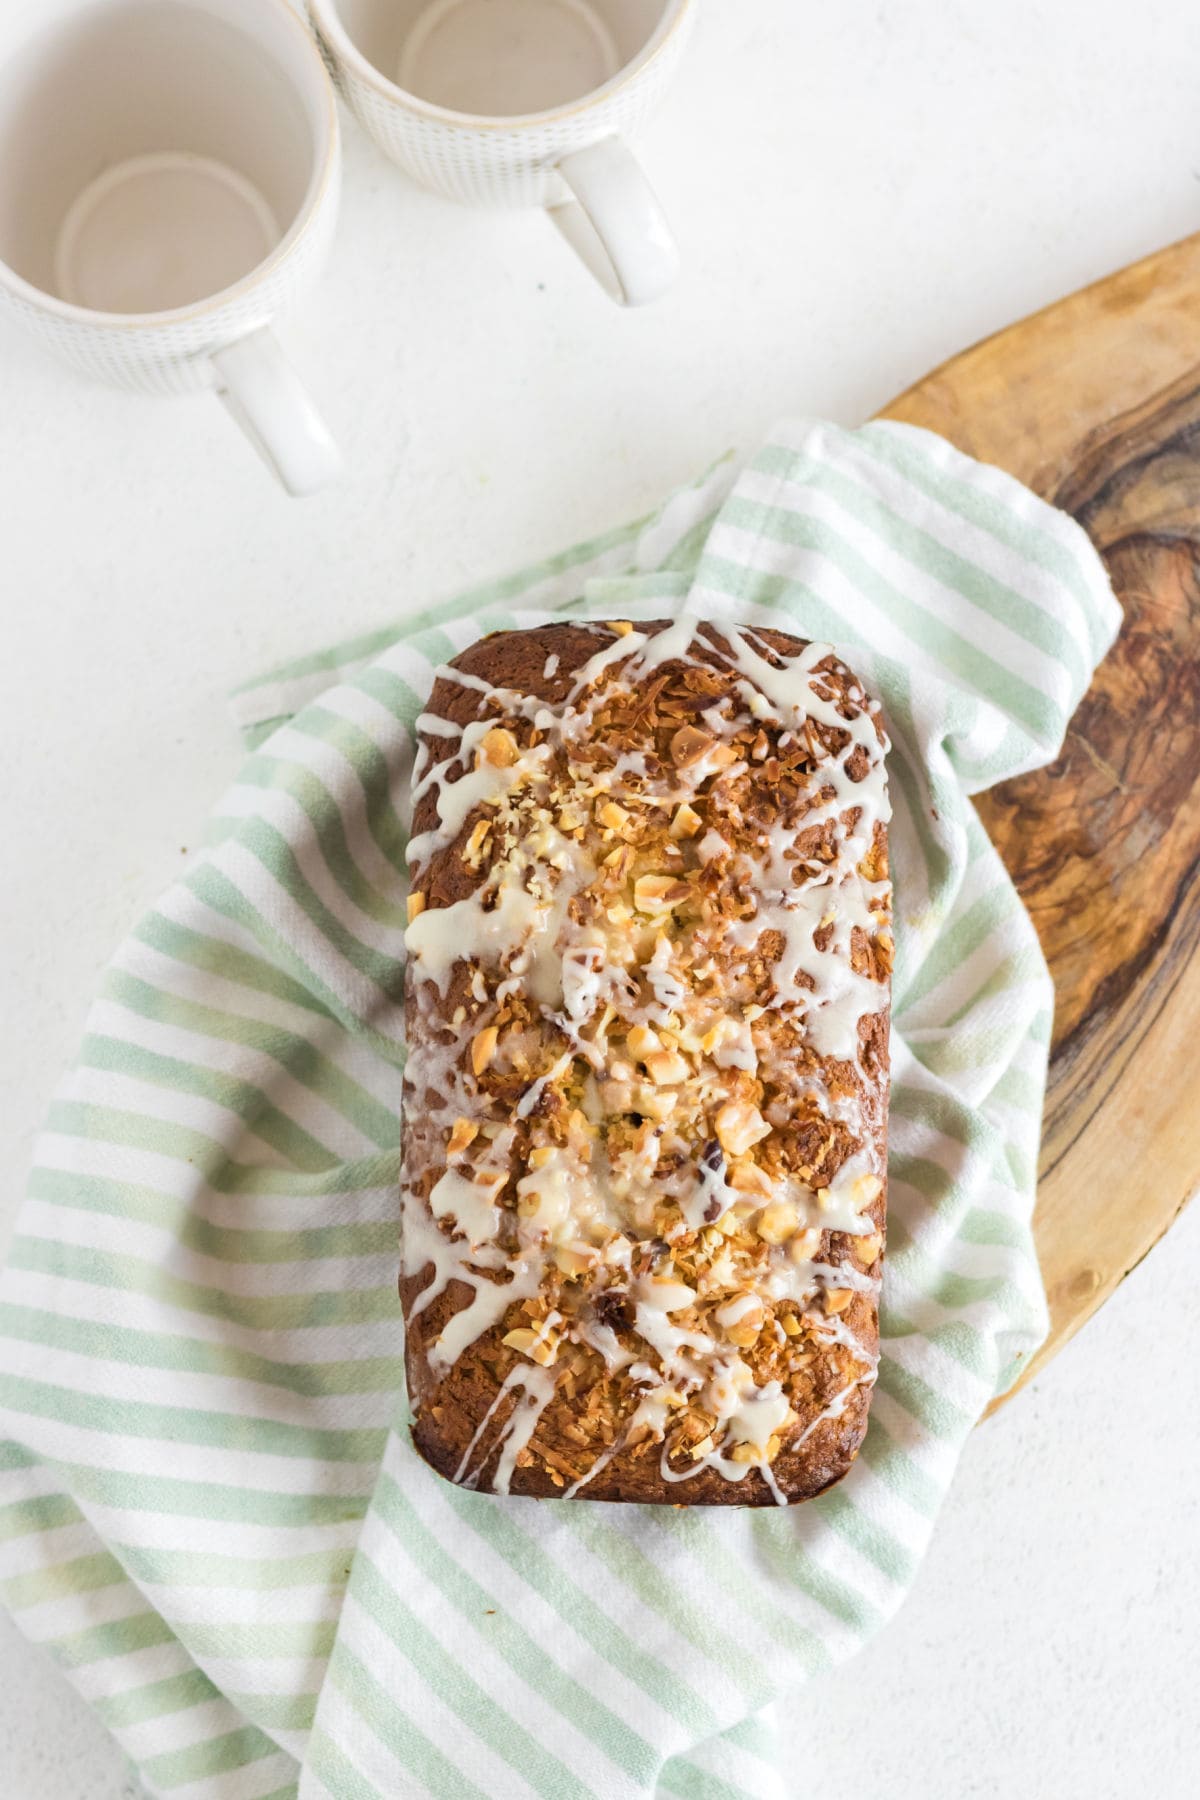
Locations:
308;0;693;132
0;0;340;333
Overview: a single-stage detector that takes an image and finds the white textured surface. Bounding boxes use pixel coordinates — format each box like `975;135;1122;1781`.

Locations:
1;0;1198;1794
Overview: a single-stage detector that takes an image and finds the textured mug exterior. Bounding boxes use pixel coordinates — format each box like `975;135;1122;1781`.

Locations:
0;146;341;397
309;2;695;210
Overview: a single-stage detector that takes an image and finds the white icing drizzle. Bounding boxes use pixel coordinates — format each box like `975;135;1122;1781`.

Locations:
452;1368;520;1486
408;722;549;866
715;1293;764;1330
643;932;688;1023
453;1360;558;1494
404;1169;541;1376
726;1381;795;1452
561;1437;622;1499
575;1315;635;1373
415;711;462;738
428;1165;504;1247
432;1263;540;1375
789;1369;878;1453
516;1141;624;1246
402;616;891;1501
405;869;544;994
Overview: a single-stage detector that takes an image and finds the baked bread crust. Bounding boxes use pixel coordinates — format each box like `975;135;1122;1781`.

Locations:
401;619;891;1505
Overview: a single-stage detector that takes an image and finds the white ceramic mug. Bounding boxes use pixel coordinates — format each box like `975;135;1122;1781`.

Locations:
308;0;696;306
0;0;343;496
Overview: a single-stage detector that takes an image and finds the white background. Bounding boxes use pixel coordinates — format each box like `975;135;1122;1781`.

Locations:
2;1;1199;1794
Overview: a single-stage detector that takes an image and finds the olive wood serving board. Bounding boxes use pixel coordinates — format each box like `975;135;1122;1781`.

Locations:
874;231;1200;1407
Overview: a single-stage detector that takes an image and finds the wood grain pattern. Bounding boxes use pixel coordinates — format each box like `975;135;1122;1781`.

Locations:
876;232;1200;1404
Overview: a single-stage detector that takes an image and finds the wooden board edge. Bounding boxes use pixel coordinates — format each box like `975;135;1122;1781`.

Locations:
871;228;1200;1414
983;1179;1197;1417
876;227;1200;490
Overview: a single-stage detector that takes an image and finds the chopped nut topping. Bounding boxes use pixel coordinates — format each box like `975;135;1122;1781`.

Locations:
471;1025;499;1075
463;818;492;867
715;1100;772;1158
670;724;713;767
446;1118;478;1158
503;1326;559;1365
823;1288;854;1315
855;1232;882;1264
670;803;703;839
566;1109;593;1156
755;1203;794;1246
609;620;634;637
724;1308;765;1348
787;1229;822;1263
597;800;630;832
729;1162;772;1198
646;1048;689;1086
554;1244;597;1277
478;726;519;768
633;874;689;913
626;1023;662;1060
406;891;426;922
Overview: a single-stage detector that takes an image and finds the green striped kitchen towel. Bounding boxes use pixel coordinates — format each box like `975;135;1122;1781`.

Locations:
0;420;1119;1800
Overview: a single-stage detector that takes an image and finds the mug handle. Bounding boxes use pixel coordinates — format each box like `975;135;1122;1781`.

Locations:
212;328;342;497
551;136;680;307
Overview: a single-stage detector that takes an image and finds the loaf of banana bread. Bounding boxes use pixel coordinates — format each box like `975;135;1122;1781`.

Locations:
400;618;891;1505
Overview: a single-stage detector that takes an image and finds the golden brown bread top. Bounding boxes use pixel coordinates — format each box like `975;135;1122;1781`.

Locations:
400;618;891;1505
